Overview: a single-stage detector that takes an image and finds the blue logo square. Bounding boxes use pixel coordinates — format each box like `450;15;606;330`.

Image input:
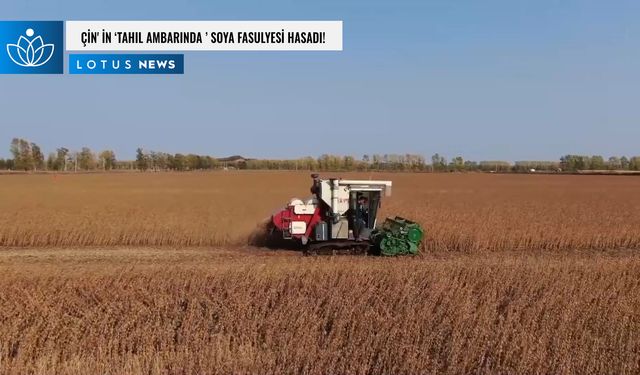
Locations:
0;21;63;74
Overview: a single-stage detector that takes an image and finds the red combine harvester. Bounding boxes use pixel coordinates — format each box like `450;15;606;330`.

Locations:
267;174;423;255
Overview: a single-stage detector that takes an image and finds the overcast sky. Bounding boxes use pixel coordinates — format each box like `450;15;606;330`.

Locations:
1;0;639;161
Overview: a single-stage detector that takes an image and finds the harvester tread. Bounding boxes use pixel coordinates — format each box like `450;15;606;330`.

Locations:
304;241;370;256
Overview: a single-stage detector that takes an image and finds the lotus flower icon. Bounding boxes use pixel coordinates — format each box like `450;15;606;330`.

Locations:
6;28;55;67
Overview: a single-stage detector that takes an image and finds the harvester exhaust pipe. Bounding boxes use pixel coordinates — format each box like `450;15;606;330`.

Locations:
330;179;340;223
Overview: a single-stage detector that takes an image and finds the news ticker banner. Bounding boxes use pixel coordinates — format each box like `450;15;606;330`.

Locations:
0;20;343;74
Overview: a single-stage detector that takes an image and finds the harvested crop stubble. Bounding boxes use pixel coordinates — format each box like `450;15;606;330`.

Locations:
0;249;639;374
0;171;639;251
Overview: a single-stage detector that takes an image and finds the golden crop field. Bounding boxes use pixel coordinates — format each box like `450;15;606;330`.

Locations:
1;171;640;374
1;248;639;374
0;171;639;251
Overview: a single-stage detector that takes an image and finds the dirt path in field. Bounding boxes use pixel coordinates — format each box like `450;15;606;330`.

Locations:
0;246;293;264
0;246;638;272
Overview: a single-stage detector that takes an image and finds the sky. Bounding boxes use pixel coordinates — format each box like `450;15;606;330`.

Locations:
1;0;639;161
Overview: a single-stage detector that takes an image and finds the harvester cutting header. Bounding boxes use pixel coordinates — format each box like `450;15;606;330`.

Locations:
267;174;423;255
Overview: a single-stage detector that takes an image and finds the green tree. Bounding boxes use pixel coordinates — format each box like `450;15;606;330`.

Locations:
621;156;630;170
9;139;20;168
99;150;117;170
560;155;589;171
55;147;69;171
630;156;640;171
10;138;34;171
431;153;447;171
172;153;185;171
31;142;44;171
590;155;605;170
343;156;355;170
46;153;56;170
608;156;621;170
78;147;96;170
371;154;382;170
405;154;426;171
318;154;331;171
186;154;200;170
464;160;478;171
136;148;149;171
452;156;465;171
154;152;169;170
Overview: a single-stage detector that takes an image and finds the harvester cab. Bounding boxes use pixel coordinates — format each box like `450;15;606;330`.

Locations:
268;174;422;255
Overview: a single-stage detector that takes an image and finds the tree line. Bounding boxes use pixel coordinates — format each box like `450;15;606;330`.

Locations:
1;138;639;173
2;139;117;172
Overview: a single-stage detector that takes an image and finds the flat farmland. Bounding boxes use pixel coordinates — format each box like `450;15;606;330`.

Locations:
0;171;639;251
1;248;639;374
1;171;640;374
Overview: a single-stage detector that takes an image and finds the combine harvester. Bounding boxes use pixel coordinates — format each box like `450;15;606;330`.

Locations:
267;174;423;255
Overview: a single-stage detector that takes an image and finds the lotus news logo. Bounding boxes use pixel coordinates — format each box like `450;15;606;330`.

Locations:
6;28;55;67
0;21;63;74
